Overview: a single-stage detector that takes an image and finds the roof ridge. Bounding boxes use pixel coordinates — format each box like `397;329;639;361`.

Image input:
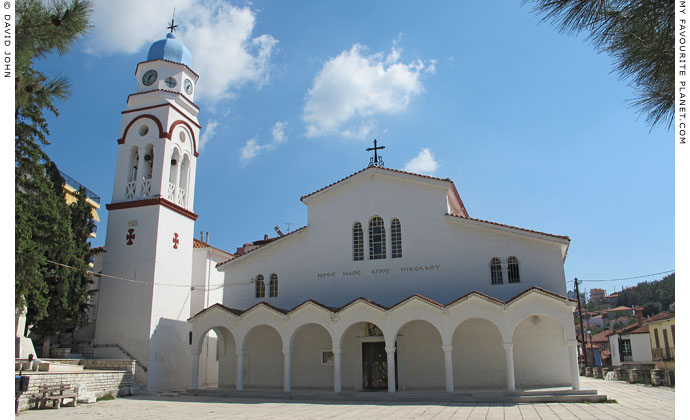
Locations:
447;214;570;241
300;166;457;202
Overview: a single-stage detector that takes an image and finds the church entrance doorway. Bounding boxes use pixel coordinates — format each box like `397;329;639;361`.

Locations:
361;342;394;390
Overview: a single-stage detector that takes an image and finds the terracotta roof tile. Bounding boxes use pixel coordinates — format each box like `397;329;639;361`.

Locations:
193;238;235;257
216;226;307;267
644;311;675;324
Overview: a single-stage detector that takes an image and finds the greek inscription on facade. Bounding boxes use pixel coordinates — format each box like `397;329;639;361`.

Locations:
317;272;337;279
400;265;440;272
343;270;361;276
371;268;389;275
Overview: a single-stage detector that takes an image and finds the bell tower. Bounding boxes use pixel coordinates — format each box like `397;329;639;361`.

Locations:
95;27;201;391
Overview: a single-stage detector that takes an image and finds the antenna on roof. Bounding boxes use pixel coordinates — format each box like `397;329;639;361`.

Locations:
285;222;295;233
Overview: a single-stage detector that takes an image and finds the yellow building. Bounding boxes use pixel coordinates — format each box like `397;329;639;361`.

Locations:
60;171;100;238
646;312;675;370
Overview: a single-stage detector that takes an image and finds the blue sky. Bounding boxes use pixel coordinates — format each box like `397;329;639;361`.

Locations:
34;0;674;296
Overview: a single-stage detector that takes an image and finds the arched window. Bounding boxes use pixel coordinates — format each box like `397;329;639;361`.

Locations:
353;222;363;261
126;146;139;199
391;218;402;258
369;216;386;260
168;148;180;202
490;257;503;285
269;273;278;297
507;256;520;283
141;144;154;197
255;274;265;298
178;154;190;207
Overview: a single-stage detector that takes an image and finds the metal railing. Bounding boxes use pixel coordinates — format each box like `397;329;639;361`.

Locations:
60;170;101;204
652;347;675;361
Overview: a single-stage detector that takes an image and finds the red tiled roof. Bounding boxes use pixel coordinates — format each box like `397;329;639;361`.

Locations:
193;238;235;257
644;311;674;323
609;306;632;312
216;226;308;267
189;286;572;320
591;330;613;343
614;321;649;335
299;166;468;216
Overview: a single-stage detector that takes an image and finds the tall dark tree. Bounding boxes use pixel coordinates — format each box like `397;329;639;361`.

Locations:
524;0;674;128
15;0;92;352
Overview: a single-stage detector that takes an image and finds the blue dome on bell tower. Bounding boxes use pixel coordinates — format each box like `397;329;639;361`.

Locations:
147;33;193;67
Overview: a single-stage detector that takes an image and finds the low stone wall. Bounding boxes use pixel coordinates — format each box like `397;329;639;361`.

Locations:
16;360;136;412
80;359;135;375
583;366;674;387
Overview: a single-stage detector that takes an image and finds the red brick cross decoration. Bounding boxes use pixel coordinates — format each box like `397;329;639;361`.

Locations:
172;233;179;249
126;229;135;245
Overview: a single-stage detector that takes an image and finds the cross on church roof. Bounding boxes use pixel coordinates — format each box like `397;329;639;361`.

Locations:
366;139;385;167
167;9;178;33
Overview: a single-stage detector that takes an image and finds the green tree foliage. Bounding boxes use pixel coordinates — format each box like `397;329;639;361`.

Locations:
524;0;674;128
616;273;675;315
15;0;92;340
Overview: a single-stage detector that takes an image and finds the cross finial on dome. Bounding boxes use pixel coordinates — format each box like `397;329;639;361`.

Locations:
167;8;178;34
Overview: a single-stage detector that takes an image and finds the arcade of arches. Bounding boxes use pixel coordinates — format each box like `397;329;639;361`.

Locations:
189;289;580;393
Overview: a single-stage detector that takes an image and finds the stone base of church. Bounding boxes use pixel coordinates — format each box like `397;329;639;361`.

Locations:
189;287;582;393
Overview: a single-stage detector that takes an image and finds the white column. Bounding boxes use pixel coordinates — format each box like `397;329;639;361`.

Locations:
441;345;454;392
567;339;581;390
503;342;516;392
283;350;291;392
191;353;200;389
385;346;396;393
333;348;342;393
236;349;245;391
135;151;145;196
174;157;182;202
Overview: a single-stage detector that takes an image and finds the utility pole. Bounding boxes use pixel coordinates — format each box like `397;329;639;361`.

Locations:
574;277;588;368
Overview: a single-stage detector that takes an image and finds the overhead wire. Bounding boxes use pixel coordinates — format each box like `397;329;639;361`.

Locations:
565;269;674;283
44;258;233;290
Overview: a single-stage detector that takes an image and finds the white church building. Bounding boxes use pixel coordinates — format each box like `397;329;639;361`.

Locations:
92;31;581;394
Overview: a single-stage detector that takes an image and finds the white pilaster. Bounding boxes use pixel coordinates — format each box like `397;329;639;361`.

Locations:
333;348;342;392
441;344;454;392
567;339;581;390
385;346;396;393
283;350;291;392
503;342;515;392
236;349;245;390
191;353;200;389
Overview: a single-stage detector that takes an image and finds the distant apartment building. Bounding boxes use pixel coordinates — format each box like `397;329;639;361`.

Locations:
60;170;100;238
590;288;606;303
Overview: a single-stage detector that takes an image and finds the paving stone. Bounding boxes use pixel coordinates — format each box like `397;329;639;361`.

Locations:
15;377;675;420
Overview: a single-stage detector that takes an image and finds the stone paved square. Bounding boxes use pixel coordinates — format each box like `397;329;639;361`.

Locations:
16;378;675;419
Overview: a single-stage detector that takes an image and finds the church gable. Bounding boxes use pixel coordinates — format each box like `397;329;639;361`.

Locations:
301;166;467;218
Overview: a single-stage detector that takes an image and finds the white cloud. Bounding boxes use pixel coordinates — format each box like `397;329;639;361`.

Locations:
271;121;287;143
403;148;438;174
86;0;277;102
240;138;274;162
240;120;289;162
199;119;219;151
303;43;434;139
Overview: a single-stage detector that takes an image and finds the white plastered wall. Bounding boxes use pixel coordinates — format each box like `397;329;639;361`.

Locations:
220;170;568;312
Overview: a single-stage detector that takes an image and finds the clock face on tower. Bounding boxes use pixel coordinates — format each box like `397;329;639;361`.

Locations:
184;79;193;95
142;69;157;86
